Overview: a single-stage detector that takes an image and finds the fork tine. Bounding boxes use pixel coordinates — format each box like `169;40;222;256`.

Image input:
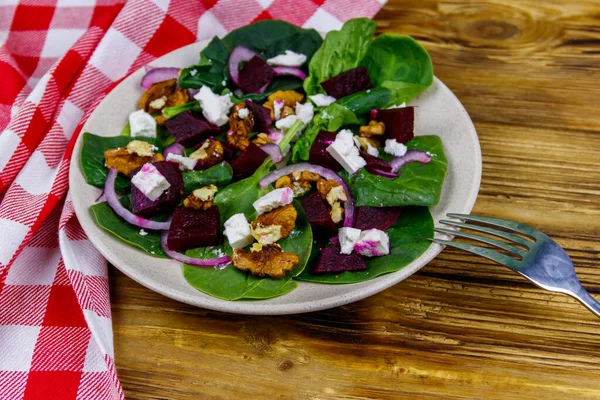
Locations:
434;227;526;257
439;220;533;248
430;238;521;270
447;213;539;239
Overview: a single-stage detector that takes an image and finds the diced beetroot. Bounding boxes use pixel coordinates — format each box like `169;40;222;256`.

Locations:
238;56;275;94
360;150;393;174
320;66;372;99
300;192;337;234
130;161;183;218
373;107;414;144
230;143;268;181
309;130;342;172
244;100;272;133
167;206;220;251
354;206;403;231
165;111;221;147
312;247;367;274
221;141;238;162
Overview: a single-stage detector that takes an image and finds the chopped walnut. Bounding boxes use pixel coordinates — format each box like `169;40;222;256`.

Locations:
250;243;263;253
250;224;282;245
228;102;254;150
252;204;297;239
183;185;218;210
359;120;386;137
355;136;381;150
330;202;344;224
138;79;177;113
264;90;304;119
126;140;157;157
232;245;299;278
189;138;224;167
316;179;341;199
316;180;347;224
252;133;271;146
104;144;163;176
296;171;321;183
280;106;295;119
275;176;292;189
276;176;310;197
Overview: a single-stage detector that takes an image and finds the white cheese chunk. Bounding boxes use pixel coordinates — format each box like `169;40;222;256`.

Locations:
252;187;294;215
129;109;157;138
189;69;198;77
273;100;284;120
266;50;307;67
237;107;249;119
131;163;170;201
166;153;197;171
338;227;361;255
384;139;408;157
326;129;366;174
223;213;254;249
309;94;336;107
194;86;233;126
275;115;299;131
139;229;148;236
354;229;390;257
295;102;314;126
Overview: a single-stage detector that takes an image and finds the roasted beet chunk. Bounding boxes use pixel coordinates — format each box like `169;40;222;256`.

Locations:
130;161;183;218
164;111;221;147
167;206;220;251
354;206;403;231
312;247;367;274
238;56;275;94
244;100;272;133
309;130;342;172
230;143;268;181
360;150;393;174
300;192;337;234
320;66;372;99
373;107;414;144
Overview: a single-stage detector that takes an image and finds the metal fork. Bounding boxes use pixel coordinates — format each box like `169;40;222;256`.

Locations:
431;213;600;318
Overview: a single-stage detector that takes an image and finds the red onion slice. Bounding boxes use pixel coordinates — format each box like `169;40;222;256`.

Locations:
260;163;355;227
228;46;258;85
163;142;184;158
273;66;307;80
105;169;171;230
141;67;180;89
259;143;283;163
160;232;231;267
370;109;378;120
390;150;432;173
369;168;398;179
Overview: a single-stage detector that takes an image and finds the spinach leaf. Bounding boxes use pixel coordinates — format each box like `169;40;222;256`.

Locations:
336;87;390;115
344;136;447;207
303;18;376;95
360;34;433;106
182;201;312;300
296;206;432;283
182;162;233;194
80;132;159;193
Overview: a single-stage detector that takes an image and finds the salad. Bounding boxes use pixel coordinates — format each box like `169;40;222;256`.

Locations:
81;18;447;301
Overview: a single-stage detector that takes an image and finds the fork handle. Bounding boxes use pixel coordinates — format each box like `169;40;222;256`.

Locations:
569;286;600;318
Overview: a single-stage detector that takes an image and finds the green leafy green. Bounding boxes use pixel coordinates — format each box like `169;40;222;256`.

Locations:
336;87;391;115
296;206;432;283
183;201;312;300
360;34;433;106
344;136;447;207
162;101;202;120
80;132;160;193
182;162;233;194
304;18;376;95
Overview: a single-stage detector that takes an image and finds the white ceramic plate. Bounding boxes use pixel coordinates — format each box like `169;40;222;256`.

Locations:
69;39;481;315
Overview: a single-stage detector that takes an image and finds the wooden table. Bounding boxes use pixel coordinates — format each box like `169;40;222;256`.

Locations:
110;1;600;398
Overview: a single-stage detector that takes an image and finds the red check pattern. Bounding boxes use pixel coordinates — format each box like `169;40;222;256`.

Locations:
0;0;386;398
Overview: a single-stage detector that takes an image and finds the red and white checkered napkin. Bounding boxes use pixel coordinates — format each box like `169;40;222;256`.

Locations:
0;0;386;398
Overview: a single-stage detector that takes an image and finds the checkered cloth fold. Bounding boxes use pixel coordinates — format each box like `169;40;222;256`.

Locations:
0;1;386;398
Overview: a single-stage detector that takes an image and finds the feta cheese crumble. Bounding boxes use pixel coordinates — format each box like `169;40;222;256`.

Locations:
384;139;408;157
194;86;233;126
189;69;198;77
253;187;294;215
166;153;197;171
353;136;379;157
354;229;390;257
387;102;406;109
266;50;307;67
309;94;336;107
139;229;148;236
295;102;314;126
338;227;361;255
129;109;157;138
275;115;299;131
223;214;254;249
326;129;366;175
131;163;170;201
237;107;249;119
273;100;284;120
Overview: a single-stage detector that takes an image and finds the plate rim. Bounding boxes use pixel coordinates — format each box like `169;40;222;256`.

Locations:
69;40;481;315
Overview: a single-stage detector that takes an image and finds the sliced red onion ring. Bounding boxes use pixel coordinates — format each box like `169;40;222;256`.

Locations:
105;169;171;230
259;143;283;163
369;168;398;179
267;129;284;144
390;150;432;173
95;189;105;203
141;67;180;89
273;66;307;80
160;232;231;267
260;163;355;227
370;109;378;120
228;46;258;85
163;142;184;158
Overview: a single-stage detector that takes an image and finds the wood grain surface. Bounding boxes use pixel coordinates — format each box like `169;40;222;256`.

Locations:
110;1;600;398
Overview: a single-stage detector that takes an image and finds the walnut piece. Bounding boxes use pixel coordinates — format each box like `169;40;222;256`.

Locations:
183;185;218;210
252;133;271;146
104;145;163;176
316;180;347;224
228;102;254;150
264;90;304;119
330;202;344;224
232;245;299;278
359;120;386;137
189;138;224;167
252;204;297;239
355;136;381;151
316;179;341;199
280;106;295;119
